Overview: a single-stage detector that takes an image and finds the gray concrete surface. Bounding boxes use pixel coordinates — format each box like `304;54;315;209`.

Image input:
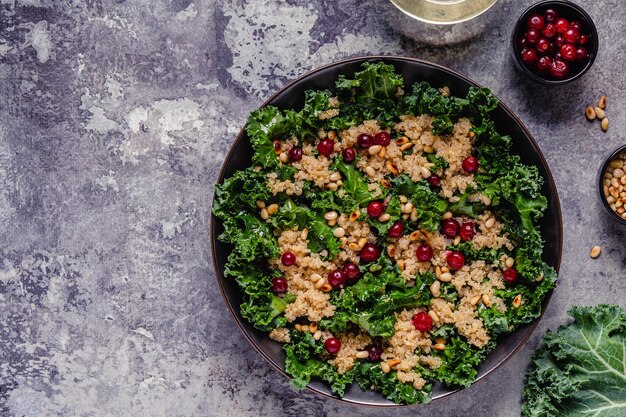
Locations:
1;0;625;416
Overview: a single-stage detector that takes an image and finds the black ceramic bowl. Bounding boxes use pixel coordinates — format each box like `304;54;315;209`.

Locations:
211;56;563;406
599;145;626;225
512;0;598;85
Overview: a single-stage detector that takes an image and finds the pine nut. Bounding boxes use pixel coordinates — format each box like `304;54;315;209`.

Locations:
482;195;492;206
386;161;399;175
386;245;396;257
610;160;622;169
402;213;410;220
441;266;449;273
585;106;596;120
329;172;342;182
435;266;442;279
442;211;453;220
397;260;405;271
433;343;446;351
381;179;392;189
313;330;322;340
378;213;391;222
387;359;401;367
594;107;605;119
327;219;337;227
439;272;452;282
470;295;481;306
395;136;409;145
601;118;609;131
621;175;626;185
308;323;317;333
400;195;408;203
402;202;414;213
256;200;266;209
599;95;607;109
301;324;309;332
324;211;338;221
482;294;491;307
336;180;343;187
614;168;625;178
410;209;418;222
327;182;338;191
349;211;360;221
469;131;476;138
410;230;421;241
378;147;387;158
333;227;346;238
358;238;368;249
485;217;496;228
612;178;620;188
294;323;302;331
260;208;269;220
536;272;544;282
381;362;391;373
328;130;336;140
428;310;439;323
430;280;441;297
311;273;322;283
420;167;431;179
340;237;347;248
301;228;309;240
267;204;279;215
400;143;413;151
505;257;515;268
368;145;382;155
321;283;332;292
453;236;461;246
348;242;360;251
365;166;376;177
356;351;370;359
423;145;434;153
590;245;601;258
314;279;326;289
513;294;523;309
279;152;289;163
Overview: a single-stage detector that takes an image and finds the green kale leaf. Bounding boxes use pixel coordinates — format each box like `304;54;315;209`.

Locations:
355;362;432;405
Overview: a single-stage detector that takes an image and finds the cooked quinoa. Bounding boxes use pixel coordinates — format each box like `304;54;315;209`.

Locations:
213;62;557;405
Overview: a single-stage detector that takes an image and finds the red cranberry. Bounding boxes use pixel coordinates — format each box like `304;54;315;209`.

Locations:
271;277;288;295
367;201;385;218
411;312;433;332
576;47;588;60
541;23;556;39
447;251;465;270
357;133;374;149
387;221;405;238
555;17;569;34
327;270;345;289
360;243;381;263
519;37;529;49
527;14;544;30
374;131;391;146
578;34;589;45
427;174;441;187
560;44;578;61
288;147;302;162
521;47;537;64
342;147;356;163
544;8;558;23
536;37;550;54
415;244;433;262
325;337;341;354
550;59;570;78
563;27;580;44
462;156;479;174
365;344;383;362
459;222;476;242
537;56;552;73
441;219;460;238
503;268;518;284
273;141;281;152
317;139;334;157
525;29;540;44
569;20;582;31
554;35;565;48
342;262;361;283
281;251;296;266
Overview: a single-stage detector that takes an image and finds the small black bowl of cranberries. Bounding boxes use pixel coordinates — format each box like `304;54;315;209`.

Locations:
512;0;598;84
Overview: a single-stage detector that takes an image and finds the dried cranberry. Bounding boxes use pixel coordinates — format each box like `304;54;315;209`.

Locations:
281;251;296;266
325;337;341;354
555;17;569;34
327;270;345;289
357;133;374;149
527;14;544;30
560;44;577;61
550;59;570;78
288;147;302;162
462;156;479;174
459;222;476;242
447;251;465;270
367;201;385;218
374;132;391;146
387;221;405;238
271;277;288;295
427;174;441;187
411;312;433;332
342;262;361;283
415;244;433;262
360;243;381;263
441;219;460;238
342;147;356;163
503;268;518;284
366;344;383;362
317;139;334;157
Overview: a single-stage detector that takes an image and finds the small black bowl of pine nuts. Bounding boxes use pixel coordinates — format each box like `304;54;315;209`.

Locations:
600;145;626;224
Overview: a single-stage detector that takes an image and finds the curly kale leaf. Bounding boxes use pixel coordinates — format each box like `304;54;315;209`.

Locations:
246;106;286;168
421;337;488;388
355;362;431;405
392;175;448;231
213;168;271;218
522;304;626;417
426;153;449;173
332;160;375;211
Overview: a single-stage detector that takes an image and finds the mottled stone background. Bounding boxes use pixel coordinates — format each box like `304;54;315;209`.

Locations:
1;0;624;416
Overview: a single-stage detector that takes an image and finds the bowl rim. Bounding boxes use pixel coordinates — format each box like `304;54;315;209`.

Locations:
598;145;626;225
511;0;599;85
388;0;499;25
210;55;563;407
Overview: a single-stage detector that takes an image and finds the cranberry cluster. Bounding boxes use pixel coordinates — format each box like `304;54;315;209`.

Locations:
518;8;592;79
